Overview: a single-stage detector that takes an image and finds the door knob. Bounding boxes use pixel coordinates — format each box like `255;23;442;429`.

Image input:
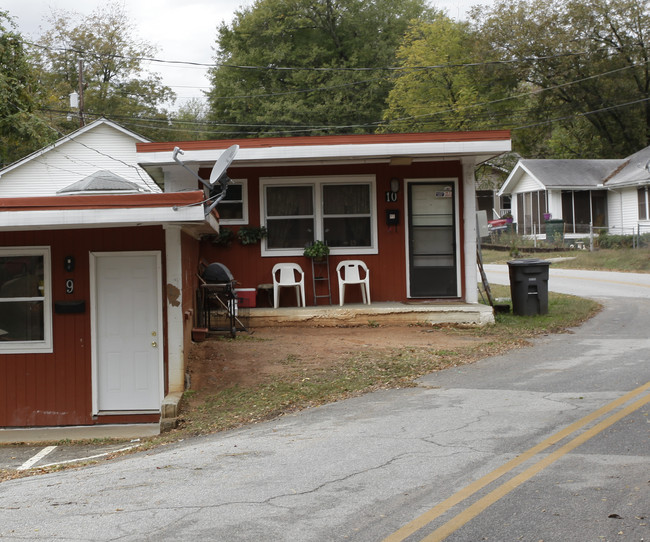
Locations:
152;341;158;348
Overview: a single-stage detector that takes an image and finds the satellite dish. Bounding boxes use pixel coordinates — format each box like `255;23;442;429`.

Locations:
204;145;240;216
209;145;239;186
172;144;240;217
172;144;239;190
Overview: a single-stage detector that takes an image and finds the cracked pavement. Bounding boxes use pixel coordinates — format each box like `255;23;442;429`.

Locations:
1;271;649;541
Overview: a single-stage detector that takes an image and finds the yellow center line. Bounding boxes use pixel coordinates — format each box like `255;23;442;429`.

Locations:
422;392;650;541
383;381;650;542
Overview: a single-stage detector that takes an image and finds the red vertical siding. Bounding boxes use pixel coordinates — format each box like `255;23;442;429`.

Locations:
0;226;166;427
181;232;201;347
199;160;465;305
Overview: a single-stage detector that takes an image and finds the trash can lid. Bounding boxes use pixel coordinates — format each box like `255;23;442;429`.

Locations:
507;258;551;266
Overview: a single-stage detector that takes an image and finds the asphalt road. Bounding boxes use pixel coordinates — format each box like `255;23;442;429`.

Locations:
484;262;650;299
1;268;648;541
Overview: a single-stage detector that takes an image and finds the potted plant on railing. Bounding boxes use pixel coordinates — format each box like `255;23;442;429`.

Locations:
303;240;330;261
502;212;514;224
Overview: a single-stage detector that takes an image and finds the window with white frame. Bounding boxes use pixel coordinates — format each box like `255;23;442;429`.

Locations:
322;184;372;247
0;247;52;353
217;179;248;224
638;186;649;220
261;176;377;256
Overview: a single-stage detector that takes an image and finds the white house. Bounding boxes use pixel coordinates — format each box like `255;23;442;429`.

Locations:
499;148;650;237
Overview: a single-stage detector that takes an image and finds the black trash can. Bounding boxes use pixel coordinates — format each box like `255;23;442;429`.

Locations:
507;259;550;316
545;219;564;242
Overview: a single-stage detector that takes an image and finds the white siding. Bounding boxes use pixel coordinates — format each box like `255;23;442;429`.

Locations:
547;189;563;219
0;123;159;197
512;171;544;194
606;187;638;234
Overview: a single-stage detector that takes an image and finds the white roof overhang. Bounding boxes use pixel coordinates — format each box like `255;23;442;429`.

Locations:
0;206;218;234
139;139;512;171
0;191;218;235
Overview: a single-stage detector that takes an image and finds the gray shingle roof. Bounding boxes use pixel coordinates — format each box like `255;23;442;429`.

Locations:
521;159;624;188
603;145;650;187
57;170;145;194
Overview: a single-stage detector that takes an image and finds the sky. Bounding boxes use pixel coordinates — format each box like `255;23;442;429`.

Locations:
4;0;494;111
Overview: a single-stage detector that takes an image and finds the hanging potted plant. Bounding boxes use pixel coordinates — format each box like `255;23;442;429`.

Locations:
303;240;330;261
212;226;235;247
237;226;267;245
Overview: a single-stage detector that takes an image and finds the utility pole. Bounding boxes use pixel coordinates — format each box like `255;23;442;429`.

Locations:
77;59;85;127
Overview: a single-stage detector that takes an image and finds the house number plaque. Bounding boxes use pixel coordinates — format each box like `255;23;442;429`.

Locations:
65;279;74;294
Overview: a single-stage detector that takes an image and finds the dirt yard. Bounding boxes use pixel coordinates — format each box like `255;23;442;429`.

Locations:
186;325;491;393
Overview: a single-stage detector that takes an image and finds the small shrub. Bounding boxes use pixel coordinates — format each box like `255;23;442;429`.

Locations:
596;232;634;249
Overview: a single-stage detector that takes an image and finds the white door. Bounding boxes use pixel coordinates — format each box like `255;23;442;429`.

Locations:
94;253;162;412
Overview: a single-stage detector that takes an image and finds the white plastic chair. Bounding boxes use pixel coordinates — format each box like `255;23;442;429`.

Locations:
336;260;370;306
272;263;306;308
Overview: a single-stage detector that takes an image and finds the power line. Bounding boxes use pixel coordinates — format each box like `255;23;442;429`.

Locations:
60;92;650;138
512;96;650;131
21;36;650;140
40;54;650;132
24;39;594;72
5;100;161;191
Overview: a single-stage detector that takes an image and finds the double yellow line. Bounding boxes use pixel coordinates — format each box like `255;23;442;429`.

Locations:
384;381;650;542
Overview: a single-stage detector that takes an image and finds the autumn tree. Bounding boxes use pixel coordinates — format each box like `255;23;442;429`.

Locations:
34;3;174;138
472;0;650;158
0;11;52;166
167;98;213;141
381;15;517;133
207;0;436;137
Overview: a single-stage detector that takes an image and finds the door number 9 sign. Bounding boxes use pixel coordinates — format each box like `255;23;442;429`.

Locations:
66;279;74;294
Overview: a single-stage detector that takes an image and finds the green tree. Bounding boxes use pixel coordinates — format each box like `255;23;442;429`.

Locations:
167;98;213;141
34;2;175;138
381;15;517;133
0;11;52;167
472;0;650;158
207;0;435;137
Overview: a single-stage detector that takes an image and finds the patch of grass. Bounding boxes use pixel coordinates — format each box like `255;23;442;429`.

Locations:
549;247;650;272
279;353;302;366
481;284;601;336
481;247;650;272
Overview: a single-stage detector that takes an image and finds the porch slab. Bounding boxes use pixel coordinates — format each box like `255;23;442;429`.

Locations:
238;301;494;328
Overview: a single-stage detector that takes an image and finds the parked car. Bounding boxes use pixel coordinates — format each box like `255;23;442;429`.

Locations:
487;218;509;234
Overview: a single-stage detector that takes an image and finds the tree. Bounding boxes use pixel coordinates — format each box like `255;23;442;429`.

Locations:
381;15;518;133
472;0;650;158
0;11;52;167
34;3;175;138
207;0;436;137
167;98;213;141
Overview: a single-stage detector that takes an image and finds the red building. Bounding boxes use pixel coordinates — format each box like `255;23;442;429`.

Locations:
138;131;511;305
1;123;510;430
